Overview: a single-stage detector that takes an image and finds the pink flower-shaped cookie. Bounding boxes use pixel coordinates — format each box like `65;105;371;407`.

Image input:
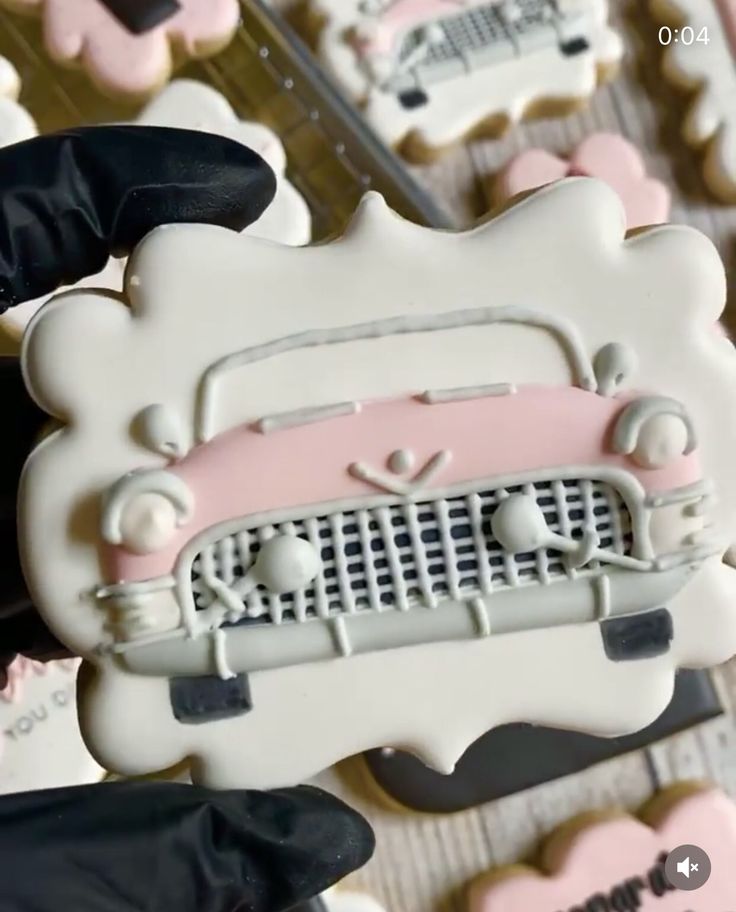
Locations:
4;0;240;98
496;133;671;229
469;786;736;912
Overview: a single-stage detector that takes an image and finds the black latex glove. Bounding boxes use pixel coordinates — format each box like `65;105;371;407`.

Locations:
0;127;375;912
0;125;277;677
0;781;374;912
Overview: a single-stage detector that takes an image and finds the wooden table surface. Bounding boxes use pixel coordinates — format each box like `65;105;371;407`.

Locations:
312;3;736;911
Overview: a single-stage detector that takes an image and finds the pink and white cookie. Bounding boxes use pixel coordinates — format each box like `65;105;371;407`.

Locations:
650;0;736;202
17;179;736;789
468;784;736;911
136;80;312;247
494;134;671;229
0;55;37;147
0;657;104;793
313;0;623;160
0;0;240;99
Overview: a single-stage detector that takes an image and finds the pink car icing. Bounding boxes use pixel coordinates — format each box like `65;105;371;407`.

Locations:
106;386;700;585
497;134;671;229
14;0;240;96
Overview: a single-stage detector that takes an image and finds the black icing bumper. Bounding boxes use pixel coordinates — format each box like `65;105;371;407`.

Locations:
601;608;674;662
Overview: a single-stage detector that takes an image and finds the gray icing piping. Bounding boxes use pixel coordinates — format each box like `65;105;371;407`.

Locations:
101;469;194;546
256;401;360;434
116;563;694;680
133;404;187;460
102;465;661;661
419;383;517;404
593;342;637;397
613;396;697;456
195;306;597;442
349;450;451;496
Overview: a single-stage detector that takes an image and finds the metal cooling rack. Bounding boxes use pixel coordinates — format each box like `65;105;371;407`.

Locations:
0;0;453;238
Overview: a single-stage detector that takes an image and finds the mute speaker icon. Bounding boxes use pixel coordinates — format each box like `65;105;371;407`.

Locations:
676;856;691;878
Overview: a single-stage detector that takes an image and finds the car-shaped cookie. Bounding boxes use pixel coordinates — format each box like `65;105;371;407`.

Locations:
96;310;711;722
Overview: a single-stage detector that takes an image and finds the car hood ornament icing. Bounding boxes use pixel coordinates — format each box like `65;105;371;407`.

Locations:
19;180;736;788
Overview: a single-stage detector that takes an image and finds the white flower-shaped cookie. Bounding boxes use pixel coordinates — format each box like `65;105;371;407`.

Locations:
0;657;104;793
651;0;736;202
0;55;37;147
0;0;240;98
136;80;312;247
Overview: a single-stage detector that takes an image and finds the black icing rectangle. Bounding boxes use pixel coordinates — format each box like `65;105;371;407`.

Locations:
364;670;722;813
99;0;181;35
169;674;252;724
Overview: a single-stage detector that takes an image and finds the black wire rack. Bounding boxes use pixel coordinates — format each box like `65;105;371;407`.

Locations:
0;0;453;238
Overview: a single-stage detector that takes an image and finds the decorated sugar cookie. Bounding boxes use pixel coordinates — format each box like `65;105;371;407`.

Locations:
468;784;736;910
0;0;240;99
0;257;125;342
18;179;736;788
0;55;37;148
650;0;736;202
313;0;623;160
136;80;312;247
493;134;671;229
0;657;104;793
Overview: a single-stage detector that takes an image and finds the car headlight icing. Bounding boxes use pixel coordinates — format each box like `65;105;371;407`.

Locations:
632;413;691;470
613;396;696;469
102;469;194;554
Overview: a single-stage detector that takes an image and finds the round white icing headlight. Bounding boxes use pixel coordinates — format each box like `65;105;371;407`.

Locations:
102;469;194;554
118;492;180;555
631;414;690;469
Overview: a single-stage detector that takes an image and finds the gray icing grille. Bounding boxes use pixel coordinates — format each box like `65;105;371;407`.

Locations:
393;0;561;79
190;479;633;626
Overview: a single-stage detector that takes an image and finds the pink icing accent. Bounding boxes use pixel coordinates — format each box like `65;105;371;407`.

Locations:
469;788;736;911
498;134;671;229
11;0;239;96
716;0;736;55
107;386;702;584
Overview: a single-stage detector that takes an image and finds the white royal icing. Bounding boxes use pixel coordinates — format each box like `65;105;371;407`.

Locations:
18;180;736;789
0;658;104;794
314;0;623;151
650;0;736;202
135;80;312;246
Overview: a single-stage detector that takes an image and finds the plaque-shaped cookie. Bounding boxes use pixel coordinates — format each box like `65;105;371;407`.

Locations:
19;179;736;787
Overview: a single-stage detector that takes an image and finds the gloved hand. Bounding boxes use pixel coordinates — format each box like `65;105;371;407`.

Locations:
0;126;374;912
0;124;277;676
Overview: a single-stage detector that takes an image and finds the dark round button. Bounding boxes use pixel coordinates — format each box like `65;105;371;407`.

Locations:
664;844;711;890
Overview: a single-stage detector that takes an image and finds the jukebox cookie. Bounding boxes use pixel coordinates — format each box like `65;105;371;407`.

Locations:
468;784;736;911
493;134;671;229
0;55;37;148
313;0;623;160
0;657;103;793
136;80;312;247
0;0;240;99
18;179;736;789
650;0;736;202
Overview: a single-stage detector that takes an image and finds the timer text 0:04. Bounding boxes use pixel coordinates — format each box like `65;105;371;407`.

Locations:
659;25;710;45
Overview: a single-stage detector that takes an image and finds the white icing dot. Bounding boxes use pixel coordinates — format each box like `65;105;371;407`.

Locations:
387;449;415;474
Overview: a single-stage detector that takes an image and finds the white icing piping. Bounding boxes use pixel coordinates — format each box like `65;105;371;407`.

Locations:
101;470;194;546
349;449;452;496
195;306;597;442
163;463;654;638
645;479;714;509
419;383;517;404
612;396;697;456
256;401;361;434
